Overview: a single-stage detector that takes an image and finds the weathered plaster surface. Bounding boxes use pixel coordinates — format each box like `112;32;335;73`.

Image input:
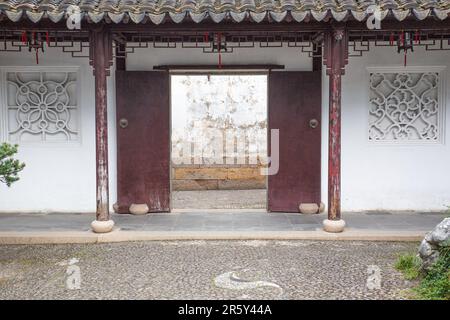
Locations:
171;75;267;166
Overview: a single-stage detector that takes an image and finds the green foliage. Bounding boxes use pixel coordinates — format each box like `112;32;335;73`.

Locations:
414;247;450;300
395;253;421;280
396;248;450;300
0;143;25;187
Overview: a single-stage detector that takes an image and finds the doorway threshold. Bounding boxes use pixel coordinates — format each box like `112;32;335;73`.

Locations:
171;208;267;213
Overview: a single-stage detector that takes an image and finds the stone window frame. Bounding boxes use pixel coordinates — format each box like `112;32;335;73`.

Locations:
0;66;82;145
366;66;446;146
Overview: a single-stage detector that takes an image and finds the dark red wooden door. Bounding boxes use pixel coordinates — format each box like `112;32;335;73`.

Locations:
268;71;321;212
116;71;170;213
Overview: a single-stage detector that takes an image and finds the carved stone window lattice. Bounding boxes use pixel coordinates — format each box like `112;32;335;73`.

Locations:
369;71;442;143
5;71;79;142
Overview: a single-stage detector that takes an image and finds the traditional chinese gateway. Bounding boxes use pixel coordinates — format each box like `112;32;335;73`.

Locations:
0;1;449;233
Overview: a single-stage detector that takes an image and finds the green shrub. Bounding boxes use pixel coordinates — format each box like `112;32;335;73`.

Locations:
395;253;421;280
0;143;25;187
414;247;450;300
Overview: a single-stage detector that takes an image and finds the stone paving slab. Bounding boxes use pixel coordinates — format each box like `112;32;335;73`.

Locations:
0;211;446;244
0;211;445;232
0;229;428;244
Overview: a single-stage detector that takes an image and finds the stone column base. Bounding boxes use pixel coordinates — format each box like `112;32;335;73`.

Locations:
319;202;325;213
129;203;149;215
299;203;319;214
91;220;115;233
323;219;346;233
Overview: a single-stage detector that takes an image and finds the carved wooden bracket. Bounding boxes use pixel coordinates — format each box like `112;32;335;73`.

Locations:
89;26;113;76
323;26;349;76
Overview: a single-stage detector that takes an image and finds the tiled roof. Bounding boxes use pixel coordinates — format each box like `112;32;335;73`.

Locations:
0;0;448;24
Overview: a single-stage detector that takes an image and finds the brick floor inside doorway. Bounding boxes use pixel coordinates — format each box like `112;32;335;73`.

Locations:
171;189;266;210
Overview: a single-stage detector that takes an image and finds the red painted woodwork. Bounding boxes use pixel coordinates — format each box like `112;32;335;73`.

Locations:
89;28;113;221
323;27;349;221
268;71;322;212
116;71;170;213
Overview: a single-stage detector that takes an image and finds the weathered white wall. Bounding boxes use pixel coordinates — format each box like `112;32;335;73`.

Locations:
0;48;117;212
0;44;449;212
171;74;268;165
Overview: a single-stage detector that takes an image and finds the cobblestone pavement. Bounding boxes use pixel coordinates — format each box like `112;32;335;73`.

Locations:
0;241;418;299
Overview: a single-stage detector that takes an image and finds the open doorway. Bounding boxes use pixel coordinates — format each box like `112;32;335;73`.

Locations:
170;73;268;210
116;71;320;214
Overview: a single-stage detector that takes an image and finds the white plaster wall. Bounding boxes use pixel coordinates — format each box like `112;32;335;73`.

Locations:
126;45;312;71
171;74;268;165
338;46;450;211
0;48;117;213
0;43;448;212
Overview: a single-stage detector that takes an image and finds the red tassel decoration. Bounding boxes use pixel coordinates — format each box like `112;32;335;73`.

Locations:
21;31;27;44
389;32;394;46
217;32;222;69
35;48;39;65
414;30;420;44
204;32;209;43
401;31;406;67
46;31;50;46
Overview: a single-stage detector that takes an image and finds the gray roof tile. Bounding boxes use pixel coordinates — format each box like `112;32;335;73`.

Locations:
0;0;448;23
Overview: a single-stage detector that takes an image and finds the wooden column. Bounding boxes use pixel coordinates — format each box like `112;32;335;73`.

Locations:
89;27;113;223
323;26;348;224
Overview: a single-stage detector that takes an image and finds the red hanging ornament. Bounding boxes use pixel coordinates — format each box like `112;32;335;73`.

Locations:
396;31;414;67
396;31;409;67
46;31;50;46
21;31;27;44
217;32;222;69
35;48;39;64
389;32;394;46
414;30;420;44
401;31;407;67
399;31;404;47
203;32;209;43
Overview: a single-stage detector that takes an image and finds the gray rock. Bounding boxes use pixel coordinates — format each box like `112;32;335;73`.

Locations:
419;240;439;270
428;217;450;246
418;239;434;258
418;218;450;271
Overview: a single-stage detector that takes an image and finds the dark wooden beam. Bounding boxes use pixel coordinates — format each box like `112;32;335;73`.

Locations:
1;18;449;34
153;64;284;71
89;26;113;224
323;26;348;225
